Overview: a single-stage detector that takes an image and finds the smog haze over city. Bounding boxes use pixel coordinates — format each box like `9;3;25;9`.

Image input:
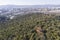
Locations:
0;0;60;5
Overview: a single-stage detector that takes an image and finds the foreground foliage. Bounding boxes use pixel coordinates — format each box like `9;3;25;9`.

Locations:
0;13;60;40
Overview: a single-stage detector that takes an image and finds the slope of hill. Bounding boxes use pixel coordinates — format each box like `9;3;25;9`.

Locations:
0;13;60;40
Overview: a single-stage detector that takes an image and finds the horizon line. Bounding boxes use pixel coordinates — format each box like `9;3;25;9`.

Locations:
0;4;60;6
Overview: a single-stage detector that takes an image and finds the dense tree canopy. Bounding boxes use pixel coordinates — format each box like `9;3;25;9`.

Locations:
0;13;60;40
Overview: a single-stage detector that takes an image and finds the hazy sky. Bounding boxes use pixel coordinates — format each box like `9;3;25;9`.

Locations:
0;0;60;5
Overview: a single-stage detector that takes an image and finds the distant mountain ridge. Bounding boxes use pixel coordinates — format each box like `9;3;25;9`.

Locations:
0;5;60;9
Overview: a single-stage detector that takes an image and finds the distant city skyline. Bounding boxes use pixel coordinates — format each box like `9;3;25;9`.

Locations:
0;0;60;5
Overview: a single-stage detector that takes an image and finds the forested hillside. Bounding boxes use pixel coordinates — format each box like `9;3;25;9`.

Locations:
0;13;60;40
